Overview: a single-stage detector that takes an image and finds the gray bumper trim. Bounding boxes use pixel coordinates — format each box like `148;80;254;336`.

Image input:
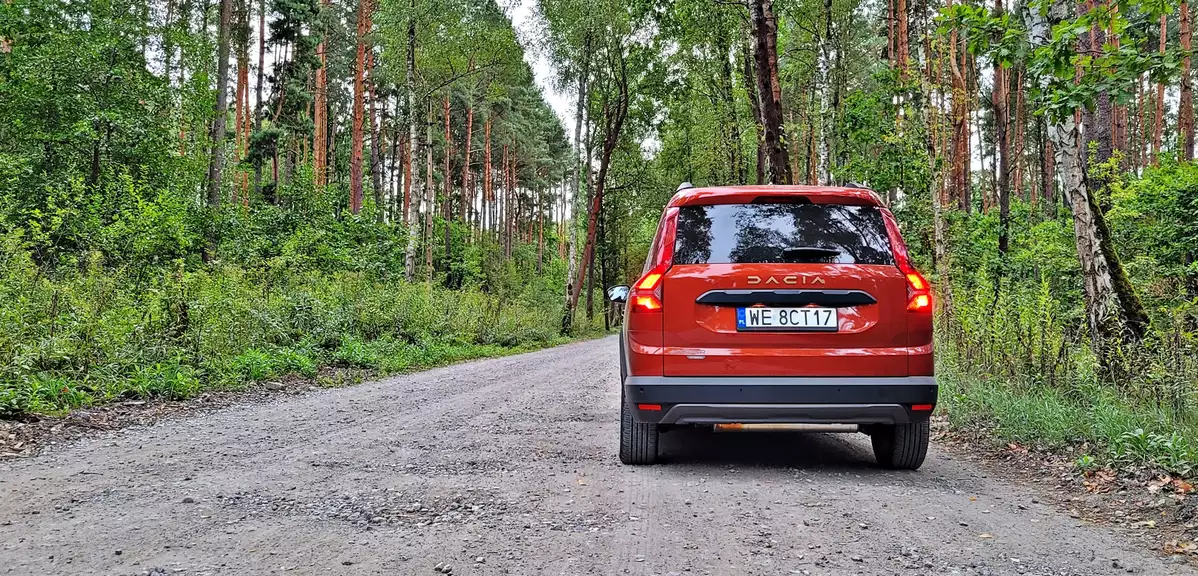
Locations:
658;403;912;425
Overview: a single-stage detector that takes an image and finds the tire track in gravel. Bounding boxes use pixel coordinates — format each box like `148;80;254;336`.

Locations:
1;336;1194;576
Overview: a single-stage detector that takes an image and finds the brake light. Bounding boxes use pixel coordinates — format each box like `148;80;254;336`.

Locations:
633;294;661;311
903;267;932;311
637;272;663;290
630;264;666;313
629;208;677;314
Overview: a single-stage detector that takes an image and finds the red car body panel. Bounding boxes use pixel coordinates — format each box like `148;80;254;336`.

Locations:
623;185;933;381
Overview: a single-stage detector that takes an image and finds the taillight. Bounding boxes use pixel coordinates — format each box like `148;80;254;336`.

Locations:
902;266;932;311
881;207;932;313
631;264;666;313
629;207;677;314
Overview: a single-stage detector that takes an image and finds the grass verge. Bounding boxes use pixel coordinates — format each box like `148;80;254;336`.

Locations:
0;239;604;418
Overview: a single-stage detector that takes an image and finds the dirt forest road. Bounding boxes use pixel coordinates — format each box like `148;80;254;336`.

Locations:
1;337;1192;576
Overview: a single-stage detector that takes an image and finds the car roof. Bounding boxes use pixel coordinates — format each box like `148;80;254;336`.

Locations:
667;185;885;208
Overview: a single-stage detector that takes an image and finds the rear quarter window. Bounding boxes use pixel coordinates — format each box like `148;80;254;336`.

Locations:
673;203;894;265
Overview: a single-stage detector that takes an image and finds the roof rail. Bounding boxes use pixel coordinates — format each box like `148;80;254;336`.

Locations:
676;181;694;192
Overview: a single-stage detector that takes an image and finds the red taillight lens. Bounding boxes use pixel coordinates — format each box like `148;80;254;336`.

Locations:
881;207;932;313
637;272;663;291
630;265;666;313
902;267;932;311
906;272;927;292
628;207;677;315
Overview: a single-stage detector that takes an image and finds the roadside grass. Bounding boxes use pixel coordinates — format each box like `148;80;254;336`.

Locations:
937;311;1198;478
0;241;604;418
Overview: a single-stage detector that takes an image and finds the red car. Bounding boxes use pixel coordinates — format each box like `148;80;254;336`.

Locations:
610;184;935;469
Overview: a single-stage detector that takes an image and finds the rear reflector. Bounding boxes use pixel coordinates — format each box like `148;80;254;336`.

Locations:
637;404;662;411
911;404;934;412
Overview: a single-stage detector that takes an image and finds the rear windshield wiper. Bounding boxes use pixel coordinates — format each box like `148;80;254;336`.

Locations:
781;246;841;262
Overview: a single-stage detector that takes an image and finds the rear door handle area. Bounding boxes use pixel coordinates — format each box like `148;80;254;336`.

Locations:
694;289;876;308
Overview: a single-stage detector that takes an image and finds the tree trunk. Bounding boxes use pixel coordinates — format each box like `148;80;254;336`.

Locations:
993;60;1010;257
443;92;453;273
1152;13;1166;165
537;185;544;273
749;0;792;184
206;0;232;209
253;0;265;197
741;38;766;185
484;115;492;235
1042;115;1054;207
568;44;631;325
403;5;420;281
1013;68;1025;200
391;107;403;221
349;0;371;214
462;104;473;226
1082;5;1114;212
368;51;384;220
895;0;909;78
1024;0;1149;350
948;8;970;212
461;60;475;226
426;100;435;279
816;0;834;184
562;36;591;332
1181;0;1194;161
717;28;743;184
233;46;246;204
313;0;329;188
925;33;952;314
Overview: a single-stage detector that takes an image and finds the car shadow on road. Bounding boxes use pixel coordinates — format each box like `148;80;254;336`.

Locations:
658;426;885;472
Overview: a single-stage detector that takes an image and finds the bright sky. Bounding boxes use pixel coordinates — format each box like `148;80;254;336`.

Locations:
505;0;575;138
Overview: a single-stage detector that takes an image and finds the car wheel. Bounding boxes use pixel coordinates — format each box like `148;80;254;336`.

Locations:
619;388;659;465
871;420;930;470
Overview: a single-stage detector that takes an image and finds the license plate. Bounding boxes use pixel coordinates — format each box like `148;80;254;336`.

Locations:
736;307;838;331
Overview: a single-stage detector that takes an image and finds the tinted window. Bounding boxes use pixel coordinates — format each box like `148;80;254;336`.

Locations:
673;203;894;265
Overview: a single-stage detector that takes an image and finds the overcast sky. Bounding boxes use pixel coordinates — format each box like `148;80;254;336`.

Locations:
506;0;575;137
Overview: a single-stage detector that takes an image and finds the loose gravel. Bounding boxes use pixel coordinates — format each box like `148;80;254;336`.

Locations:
0;337;1192;575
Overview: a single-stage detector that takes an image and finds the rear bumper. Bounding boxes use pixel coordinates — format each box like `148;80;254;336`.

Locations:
624;376;937;425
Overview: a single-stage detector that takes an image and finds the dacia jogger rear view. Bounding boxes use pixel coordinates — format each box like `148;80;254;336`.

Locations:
610;184;935;469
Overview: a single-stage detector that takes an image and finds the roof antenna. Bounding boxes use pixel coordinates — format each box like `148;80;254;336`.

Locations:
844;182;866;189
676;182;694;192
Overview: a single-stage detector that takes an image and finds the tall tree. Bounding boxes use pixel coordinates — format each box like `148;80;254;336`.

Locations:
993;0;1010;257
1022;0;1150;348
313;0;329;187
749;0;792;184
206;0;234;208
1152;13;1166;165
403;0;421;281
1181;0;1194;160
349;0;373;214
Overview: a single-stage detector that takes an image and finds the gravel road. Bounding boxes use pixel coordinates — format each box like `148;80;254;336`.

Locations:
1;337;1192;576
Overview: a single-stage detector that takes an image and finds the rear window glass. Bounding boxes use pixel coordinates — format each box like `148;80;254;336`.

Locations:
673;203;894;265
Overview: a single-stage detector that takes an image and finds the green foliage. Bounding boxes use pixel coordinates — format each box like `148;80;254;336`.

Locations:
928;171;1198;474
0;216;596;417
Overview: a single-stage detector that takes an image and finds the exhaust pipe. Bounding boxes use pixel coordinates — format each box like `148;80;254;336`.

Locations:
713;423;859;433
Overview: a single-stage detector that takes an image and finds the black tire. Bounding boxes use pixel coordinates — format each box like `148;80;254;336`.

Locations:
619;388;659;465
871;420;930;470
